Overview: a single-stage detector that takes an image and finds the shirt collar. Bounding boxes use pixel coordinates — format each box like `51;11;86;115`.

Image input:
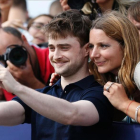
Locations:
71;75;96;89
51;75;96;90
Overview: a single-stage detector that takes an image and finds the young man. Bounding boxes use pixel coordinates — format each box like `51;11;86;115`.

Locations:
0;9;113;139
0;27;54;100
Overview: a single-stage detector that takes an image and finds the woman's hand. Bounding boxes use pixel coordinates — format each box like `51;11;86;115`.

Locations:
49;73;60;86
103;81;129;111
60;0;71;11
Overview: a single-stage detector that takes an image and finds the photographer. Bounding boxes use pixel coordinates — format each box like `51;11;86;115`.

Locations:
0;27;54;101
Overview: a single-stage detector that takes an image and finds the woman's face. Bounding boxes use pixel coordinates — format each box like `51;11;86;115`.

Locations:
89;29;124;75
28;16;52;45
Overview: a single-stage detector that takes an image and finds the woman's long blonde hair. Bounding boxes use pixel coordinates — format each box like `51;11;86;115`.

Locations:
89;11;140;96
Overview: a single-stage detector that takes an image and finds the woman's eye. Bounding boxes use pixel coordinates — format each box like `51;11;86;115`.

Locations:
32;25;42;29
101;44;109;48
36;26;42;29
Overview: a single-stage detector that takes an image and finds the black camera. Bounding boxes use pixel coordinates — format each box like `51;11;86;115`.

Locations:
0;45;28;67
67;0;93;9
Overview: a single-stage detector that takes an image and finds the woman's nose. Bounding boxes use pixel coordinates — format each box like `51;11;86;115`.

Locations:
89;47;100;59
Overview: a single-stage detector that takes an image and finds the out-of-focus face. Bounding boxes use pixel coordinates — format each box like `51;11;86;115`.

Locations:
48;36;88;77
89;29;124;75
28;16;52;45
128;16;140;38
0;30;36;69
0;30;22;55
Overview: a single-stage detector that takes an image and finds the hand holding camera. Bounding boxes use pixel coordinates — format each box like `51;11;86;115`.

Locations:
0;44;34;87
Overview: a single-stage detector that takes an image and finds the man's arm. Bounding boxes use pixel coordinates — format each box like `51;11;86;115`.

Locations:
16;88;99;126
0;101;25;126
0;65;99;126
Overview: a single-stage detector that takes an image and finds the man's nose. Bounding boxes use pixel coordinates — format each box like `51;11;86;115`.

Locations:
53;49;63;60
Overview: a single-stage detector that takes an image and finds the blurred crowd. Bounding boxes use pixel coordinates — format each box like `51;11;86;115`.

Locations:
0;0;140;139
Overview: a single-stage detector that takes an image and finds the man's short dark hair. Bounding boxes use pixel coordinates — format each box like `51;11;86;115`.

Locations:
45;9;91;47
2;27;22;41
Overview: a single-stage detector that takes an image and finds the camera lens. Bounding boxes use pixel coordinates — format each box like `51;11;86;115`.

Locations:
9;47;27;66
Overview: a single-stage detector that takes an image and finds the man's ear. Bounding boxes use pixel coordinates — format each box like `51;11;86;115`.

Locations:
21;34;30;47
84;43;89;57
21;34;27;43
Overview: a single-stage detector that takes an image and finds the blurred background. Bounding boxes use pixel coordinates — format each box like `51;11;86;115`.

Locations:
26;0;55;18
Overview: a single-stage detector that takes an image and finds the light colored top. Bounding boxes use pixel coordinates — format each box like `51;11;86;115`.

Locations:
134;62;140;90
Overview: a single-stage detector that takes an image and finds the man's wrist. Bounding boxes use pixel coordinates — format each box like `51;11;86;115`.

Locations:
13;82;24;95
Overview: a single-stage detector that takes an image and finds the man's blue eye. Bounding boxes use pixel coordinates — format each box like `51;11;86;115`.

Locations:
61;47;69;50
49;47;54;50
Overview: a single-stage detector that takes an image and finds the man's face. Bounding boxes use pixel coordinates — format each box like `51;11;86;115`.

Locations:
48;36;88;77
0;30;36;68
